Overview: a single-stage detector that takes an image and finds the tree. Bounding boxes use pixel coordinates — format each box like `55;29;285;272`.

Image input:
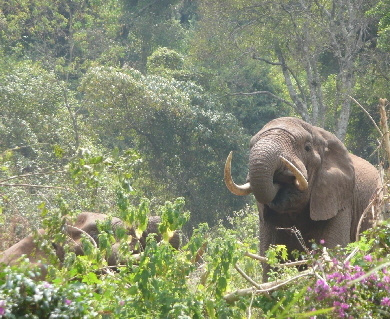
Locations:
195;0;381;140
79;59;249;227
0;60;76;245
117;0;193;71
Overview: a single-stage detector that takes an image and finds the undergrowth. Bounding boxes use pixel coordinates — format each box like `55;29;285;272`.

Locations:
1;152;390;318
1;204;390;318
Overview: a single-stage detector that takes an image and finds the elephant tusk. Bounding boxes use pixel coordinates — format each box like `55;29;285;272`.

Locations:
280;156;308;191
224;151;252;196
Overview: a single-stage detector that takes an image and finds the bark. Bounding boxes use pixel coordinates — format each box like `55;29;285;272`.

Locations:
335;68;354;140
251;0;373;140
323;0;370;140
301;22;326;127
274;45;310;123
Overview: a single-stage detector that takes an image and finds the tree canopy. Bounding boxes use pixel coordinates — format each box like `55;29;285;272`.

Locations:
1;0;390;317
0;0;389;233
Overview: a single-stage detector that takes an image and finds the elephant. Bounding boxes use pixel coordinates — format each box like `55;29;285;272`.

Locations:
0;212;180;280
224;117;382;280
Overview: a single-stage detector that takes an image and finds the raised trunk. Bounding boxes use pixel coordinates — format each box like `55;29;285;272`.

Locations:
249;143;282;204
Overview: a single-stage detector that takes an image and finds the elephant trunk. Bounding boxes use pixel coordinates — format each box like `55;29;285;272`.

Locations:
249;143;282;204
224;136;308;202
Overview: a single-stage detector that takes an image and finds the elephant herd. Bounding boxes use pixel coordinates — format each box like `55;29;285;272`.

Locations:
0;212;180;279
1;117;384;282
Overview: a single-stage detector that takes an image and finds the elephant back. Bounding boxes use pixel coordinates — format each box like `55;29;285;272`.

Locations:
350;153;382;236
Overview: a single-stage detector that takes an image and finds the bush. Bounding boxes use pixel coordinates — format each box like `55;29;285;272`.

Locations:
0;262;97;318
2;208;390;318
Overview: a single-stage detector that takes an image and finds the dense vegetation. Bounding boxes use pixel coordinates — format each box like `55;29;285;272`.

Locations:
1;0;390;317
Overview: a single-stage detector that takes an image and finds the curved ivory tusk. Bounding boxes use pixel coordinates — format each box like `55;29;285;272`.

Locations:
224;151;252;196
280;156;308;191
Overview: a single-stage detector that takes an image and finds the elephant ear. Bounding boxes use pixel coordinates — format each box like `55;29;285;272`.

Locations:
310;128;355;221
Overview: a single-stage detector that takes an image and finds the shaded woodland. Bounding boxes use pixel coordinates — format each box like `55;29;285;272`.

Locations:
1;1;390;317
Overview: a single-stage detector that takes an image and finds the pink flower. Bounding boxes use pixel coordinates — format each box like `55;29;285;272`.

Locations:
334;301;349;317
381;297;390;306
319;239;325;245
65;299;72;305
364;255;373;262
43;281;51;289
0;300;5;315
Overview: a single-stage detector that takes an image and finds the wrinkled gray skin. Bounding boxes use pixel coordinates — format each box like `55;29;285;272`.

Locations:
228;117;381;281
0;212;180;280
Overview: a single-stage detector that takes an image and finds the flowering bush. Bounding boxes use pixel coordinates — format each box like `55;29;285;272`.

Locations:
300;222;390;318
1;199;390;318
0;261;97;318
306;260;390;318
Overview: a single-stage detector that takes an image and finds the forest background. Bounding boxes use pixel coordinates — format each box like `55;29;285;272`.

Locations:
1;0;390;317
2;0;390;235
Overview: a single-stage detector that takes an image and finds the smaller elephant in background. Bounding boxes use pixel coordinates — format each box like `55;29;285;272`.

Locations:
0;212;180;279
225;117;382;280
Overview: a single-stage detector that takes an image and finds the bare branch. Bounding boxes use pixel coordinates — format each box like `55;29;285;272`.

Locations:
244;251;268;263
344;246;360;264
349;96;382;136
252;55;282;66
0;183;67;190
379;98;390;164
274;46;310;121
355;187;383;241
224;269;314;303
349;261;390;285
231;90;296;109
0;171;65;184
252;54;308;110
234;263;262;289
244;251;308;267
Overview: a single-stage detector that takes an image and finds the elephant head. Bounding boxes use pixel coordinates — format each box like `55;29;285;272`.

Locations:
225;117;355;221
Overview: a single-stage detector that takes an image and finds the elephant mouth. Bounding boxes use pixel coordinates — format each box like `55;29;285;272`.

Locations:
268;168;307;213
273;168;296;185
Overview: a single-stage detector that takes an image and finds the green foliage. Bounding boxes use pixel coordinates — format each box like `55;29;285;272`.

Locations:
265;245;289;266
0;61;74;159
369;0;390;51
2;196;390;318
80;65;249;227
1;1;390;317
0;262;97;318
147;47;185;72
158;197;190;242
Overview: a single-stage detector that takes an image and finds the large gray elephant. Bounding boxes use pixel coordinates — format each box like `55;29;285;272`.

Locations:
225;117;382;280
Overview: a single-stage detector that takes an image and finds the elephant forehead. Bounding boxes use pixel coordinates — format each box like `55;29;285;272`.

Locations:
250;126;309;148
254;118;310;142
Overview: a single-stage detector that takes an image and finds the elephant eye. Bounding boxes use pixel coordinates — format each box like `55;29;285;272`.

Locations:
305;144;312;152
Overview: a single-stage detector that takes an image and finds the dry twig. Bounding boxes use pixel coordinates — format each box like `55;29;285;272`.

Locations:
0;183;67;190
349;96;382;136
355;187;384;242
224;269;314;304
244;251;308;268
234;263;262;289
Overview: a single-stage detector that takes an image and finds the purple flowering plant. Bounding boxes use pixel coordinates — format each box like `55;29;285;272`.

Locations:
302;223;390;318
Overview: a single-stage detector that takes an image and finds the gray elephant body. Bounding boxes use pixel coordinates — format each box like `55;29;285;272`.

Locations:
226;117;381;280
